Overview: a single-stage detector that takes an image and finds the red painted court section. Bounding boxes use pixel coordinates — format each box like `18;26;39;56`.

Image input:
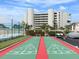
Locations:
0;36;32;57
36;36;48;59
52;36;79;54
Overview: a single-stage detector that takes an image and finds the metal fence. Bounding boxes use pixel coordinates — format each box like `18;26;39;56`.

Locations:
0;20;24;41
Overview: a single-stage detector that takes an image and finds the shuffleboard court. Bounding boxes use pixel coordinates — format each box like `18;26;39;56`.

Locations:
44;37;79;59
36;36;48;59
1;36;40;59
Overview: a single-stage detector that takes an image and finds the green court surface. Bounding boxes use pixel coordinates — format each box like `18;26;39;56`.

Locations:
44;37;79;59
1;36;40;59
1;36;79;59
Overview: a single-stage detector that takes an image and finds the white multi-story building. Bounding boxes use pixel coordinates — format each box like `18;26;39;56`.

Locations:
71;22;79;32
26;8;71;29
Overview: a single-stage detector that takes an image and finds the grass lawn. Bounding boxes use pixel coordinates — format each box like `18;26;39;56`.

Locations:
0;36;29;50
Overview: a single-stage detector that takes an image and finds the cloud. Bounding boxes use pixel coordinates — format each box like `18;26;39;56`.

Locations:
19;0;76;7
0;6;25;15
0;16;11;24
30;0;75;4
0;6;27;24
0;0;78;24
59;6;66;10
3;0;77;8
1;0;33;8
34;9;47;13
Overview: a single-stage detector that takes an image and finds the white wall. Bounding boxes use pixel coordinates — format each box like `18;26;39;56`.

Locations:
27;8;34;26
56;12;60;29
59;10;69;28
48;9;54;27
75;23;79;32
71;23;79;32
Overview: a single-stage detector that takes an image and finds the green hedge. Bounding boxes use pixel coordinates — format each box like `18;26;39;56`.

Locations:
48;31;64;36
28;30;45;36
35;30;44;36
64;30;71;34
48;31;56;36
27;30;65;36
28;30;35;36
40;31;44;36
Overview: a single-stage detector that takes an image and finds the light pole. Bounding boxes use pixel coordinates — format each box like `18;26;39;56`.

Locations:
11;18;13;39
18;22;20;36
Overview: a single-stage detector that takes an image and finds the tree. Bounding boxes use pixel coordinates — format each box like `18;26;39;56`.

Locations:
20;21;26;35
59;27;64;30
65;25;71;30
0;24;8;28
21;21;32;35
40;24;49;35
48;26;55;30
64;25;71;34
21;21;25;28
13;24;21;29
53;19;57;30
25;24;32;31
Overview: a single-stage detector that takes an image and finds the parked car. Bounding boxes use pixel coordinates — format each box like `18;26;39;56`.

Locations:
55;32;65;39
66;32;79;38
66;32;79;47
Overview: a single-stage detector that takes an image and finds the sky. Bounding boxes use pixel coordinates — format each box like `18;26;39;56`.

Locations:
0;0;79;24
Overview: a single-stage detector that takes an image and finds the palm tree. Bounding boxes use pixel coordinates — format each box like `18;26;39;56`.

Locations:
40;24;49;35
25;24;32;31
21;21;26;35
21;21;32;35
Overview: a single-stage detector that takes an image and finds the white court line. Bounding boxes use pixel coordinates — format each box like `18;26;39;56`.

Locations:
8;37;40;55
47;44;76;54
8;44;37;55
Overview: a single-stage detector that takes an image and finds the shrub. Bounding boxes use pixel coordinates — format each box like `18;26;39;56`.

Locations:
35;30;45;36
64;30;71;34
35;30;42;34
56;31;63;33
40;31;44;36
28;30;35;36
48;31;56;36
